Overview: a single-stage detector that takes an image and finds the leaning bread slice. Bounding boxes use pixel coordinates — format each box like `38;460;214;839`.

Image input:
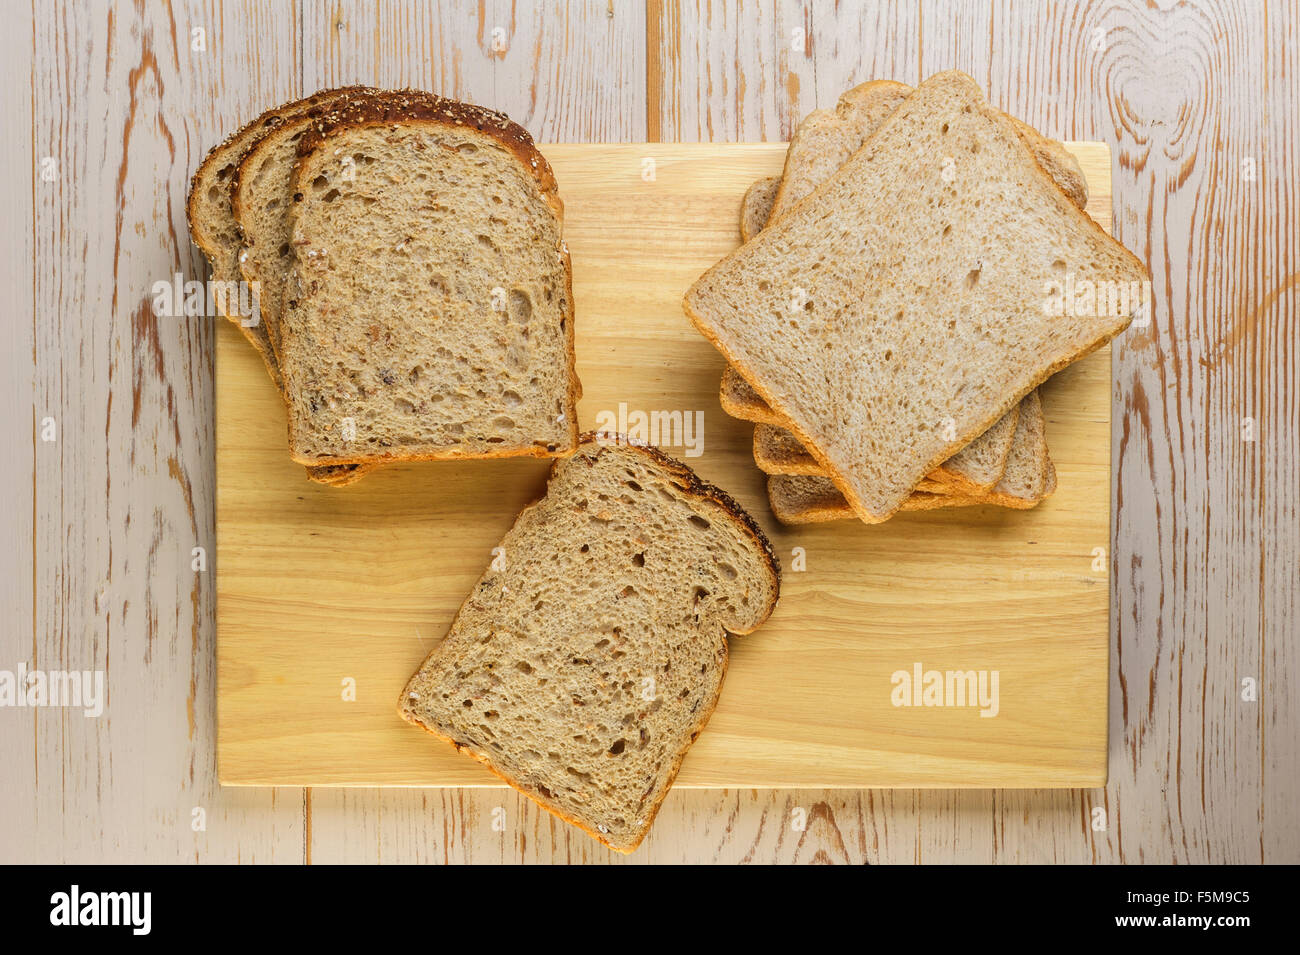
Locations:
281;95;581;465
399;435;780;853
766;82;911;223
188;86;378;487
233;88;388;364
187;86;368;388
740;176;780;243
687;71;1148;522
982;391;1057;508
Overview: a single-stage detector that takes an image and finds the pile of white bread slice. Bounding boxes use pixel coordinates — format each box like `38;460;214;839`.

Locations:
187;88;581;486
686;72;1150;525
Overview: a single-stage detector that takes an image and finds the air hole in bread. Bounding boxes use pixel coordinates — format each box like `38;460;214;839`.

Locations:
507;289;532;324
688;515;711;530
632;552;645;567
323;188;340;202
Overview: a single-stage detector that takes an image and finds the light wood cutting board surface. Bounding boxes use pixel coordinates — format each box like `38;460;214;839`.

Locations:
218;142;1114;789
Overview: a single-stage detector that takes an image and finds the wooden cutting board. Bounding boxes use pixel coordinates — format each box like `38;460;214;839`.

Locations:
217;142;1114;788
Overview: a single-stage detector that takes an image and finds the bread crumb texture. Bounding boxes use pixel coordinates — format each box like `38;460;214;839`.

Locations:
399;436;779;852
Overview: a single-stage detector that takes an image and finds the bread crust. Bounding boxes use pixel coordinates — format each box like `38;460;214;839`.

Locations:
283;94;581;465
690;71;1148;523
397;435;780;852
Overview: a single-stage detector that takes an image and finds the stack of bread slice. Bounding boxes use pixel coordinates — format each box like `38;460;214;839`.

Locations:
188;88;581;485
687;73;1148;525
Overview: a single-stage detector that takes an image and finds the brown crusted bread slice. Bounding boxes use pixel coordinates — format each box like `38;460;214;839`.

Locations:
187;86;377;488
233;91;466;489
767;474;985;525
740;176;780;243
768;79;1087;225
281;94;581;465
768;392;1057;523
720;365;786;424
687;71;1148;522
398;435;780;853
232;87;388;364
766;82;911;223
729;79;1087;495
983;390;1057;508
187;87;368;388
753;423;951;494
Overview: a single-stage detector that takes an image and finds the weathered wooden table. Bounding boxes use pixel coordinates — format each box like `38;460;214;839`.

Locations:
3;0;1295;864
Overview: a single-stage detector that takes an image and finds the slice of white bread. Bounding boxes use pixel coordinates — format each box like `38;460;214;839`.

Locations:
399;434;781;852
688;71;1149;522
769;391;1057;523
739;176;780;244
767;474;986;524
281;94;581;465
187;86;377;487
728;78;1090;497
754;423;953;494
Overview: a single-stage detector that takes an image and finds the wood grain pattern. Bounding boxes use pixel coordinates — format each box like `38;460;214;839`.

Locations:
218;141;1114;792
4;0;1296;864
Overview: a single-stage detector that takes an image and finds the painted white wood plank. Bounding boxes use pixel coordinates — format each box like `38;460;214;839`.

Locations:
0;0;38;866
1259;0;1300;865
16;0;304;863
300;0;646;141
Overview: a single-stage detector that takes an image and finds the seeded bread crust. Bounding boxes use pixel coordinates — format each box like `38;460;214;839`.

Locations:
399;433;780;852
281;95;581;465
687;71;1148;522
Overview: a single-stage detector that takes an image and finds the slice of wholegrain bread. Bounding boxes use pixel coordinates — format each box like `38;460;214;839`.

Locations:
766;82;911;224
188;88;366;387
688;71;1148;522
188;86;376;487
983;390;1056;508
399;434;780;852
233;88;387;364
281;94;581;465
